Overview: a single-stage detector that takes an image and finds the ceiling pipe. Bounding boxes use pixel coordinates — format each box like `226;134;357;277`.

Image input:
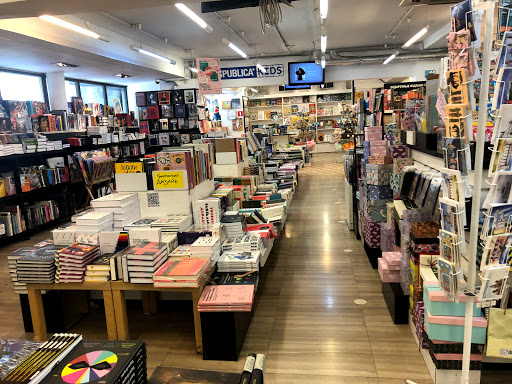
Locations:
326;52;447;66
386;5;415;38
213;11;253;46
274;25;291;53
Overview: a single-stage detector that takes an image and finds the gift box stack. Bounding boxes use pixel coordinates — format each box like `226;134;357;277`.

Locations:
380;201;396;252
378;251;401;283
414;301;428;349
423;282;486;370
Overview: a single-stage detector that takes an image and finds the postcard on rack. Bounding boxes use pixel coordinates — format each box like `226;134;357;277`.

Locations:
441;168;465;205
445;104;468;142
481;234;512;271
446;68;469;106
483;171;512;209
439;229;460;267
439;197;465;239
478;264;510;302
493;68;512;111
438;257;458;302
489;139;512;177
491;105;512;144
443;137;468;175
484;203;512;239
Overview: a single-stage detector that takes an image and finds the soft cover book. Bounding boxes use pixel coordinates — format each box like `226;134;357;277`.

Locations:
162;258;209;279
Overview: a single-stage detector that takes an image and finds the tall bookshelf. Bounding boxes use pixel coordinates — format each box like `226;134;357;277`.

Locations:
248;89;352;152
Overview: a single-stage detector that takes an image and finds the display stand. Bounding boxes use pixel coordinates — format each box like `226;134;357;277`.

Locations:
73;157;116;208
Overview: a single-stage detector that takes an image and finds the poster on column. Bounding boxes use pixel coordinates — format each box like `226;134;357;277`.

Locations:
196;58;222;95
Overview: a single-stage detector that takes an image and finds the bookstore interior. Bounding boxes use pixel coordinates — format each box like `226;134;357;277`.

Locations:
3;0;512;383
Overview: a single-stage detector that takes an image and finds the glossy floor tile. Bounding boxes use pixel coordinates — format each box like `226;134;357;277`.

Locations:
0;153;435;383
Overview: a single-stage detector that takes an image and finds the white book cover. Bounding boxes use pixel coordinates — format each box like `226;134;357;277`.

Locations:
129;227;162;246
193;199;221;229
91;193;138;208
76;211;114;223
99;231;122;254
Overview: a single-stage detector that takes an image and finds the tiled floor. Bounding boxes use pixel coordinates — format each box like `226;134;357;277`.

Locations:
0;153;435;383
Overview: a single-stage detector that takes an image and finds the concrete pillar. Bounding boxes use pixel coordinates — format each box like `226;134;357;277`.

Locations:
46;71;67;111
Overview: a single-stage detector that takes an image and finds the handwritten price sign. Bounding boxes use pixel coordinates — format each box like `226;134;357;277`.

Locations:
153;170;187;190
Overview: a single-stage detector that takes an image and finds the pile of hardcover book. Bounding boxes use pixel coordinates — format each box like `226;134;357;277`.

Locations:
55;243;100;283
125;241;167;283
153;258;210;288
150;215;193;232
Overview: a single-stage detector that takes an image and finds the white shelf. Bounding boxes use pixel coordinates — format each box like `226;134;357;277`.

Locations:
317;101;348;104
250;90;352;100
250;119;283;122
282;103;314;106
249;105;283;109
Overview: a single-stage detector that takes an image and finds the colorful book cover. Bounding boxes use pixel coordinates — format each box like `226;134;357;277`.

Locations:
130;241;166;256
165;258;209;278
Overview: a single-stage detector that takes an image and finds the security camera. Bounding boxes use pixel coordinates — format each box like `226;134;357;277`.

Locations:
155;79;160;84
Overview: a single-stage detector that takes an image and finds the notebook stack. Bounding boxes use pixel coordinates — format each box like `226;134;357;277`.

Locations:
169;245;192;260
150;215;193;232
16;243;57;285
190;236;221;264
91;193;141;230
41;340;147;384
56;243;100;283
76;211;114;232
198;284;255;312
222;234;263;253
84;254;112;282
221;214;247;238
126;242;168;283
153;258;210;288
218;251;260;272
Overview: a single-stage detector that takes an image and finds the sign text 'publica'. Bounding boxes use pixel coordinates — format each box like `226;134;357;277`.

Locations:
221;64;284;80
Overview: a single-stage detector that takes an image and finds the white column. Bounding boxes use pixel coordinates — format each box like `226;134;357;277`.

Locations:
46;71;67;111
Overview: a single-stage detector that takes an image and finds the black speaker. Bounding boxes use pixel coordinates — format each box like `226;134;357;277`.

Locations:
278;85;285;91
320;82;334;89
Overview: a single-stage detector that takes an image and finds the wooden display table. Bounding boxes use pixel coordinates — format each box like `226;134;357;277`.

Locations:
26;282;116;341
110;279;210;352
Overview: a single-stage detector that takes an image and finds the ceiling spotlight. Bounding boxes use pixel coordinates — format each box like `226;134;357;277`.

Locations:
113;73;131;78
40;15;101;39
175;3;213;33
320;0;328;19
52;62;79;68
321;35;327;53
402;25;430;48
383;51;399;65
256;64;266;73
130;45;176;65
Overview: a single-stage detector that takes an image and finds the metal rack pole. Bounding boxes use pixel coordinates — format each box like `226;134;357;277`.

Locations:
461;1;495;383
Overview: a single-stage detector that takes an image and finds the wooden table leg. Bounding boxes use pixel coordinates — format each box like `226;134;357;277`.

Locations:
191;290;203;353
112;290;129;340
103;289;117;340
149;292;159;314
27;288;47;341
141;291;151;315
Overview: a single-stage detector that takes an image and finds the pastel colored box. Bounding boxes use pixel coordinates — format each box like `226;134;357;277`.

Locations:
424;284;480;317
366;132;383;141
423;328;484;354
368;156;393;165
371;146;388;157
425;309;487;344
364;215;381;248
383;251;401;266
393;157;414;174
390;145;408;158
363;141;371;159
369;199;390;222
378;258;401;282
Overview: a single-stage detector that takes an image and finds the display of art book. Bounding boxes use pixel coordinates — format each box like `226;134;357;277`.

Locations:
198;284;255;312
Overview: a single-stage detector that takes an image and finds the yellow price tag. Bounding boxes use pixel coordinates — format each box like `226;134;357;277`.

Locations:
153;171;186;190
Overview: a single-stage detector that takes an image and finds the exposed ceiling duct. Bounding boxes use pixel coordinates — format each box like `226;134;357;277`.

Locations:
326;51;447;66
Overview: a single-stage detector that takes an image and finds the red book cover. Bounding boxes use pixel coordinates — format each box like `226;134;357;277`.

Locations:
165;258;209;279
48;115;57;132
147;106;159;119
130;242;166;256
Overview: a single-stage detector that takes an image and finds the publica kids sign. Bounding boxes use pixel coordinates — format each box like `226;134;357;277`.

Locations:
220;64;284;80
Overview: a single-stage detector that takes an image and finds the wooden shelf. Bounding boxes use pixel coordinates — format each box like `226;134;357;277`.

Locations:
317;114;343;119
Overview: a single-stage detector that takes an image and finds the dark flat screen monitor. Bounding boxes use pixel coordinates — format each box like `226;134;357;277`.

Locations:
283;84;311;90
288;62;325;86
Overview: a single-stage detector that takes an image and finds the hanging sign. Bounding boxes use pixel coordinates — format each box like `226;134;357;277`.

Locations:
221;64;285;80
196;58;222;95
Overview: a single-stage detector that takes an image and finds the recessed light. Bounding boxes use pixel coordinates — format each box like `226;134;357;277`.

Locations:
113;74;131;78
52;62;79;68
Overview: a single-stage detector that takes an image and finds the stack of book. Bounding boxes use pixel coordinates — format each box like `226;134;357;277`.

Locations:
169;245;192;260
16;244;57;285
91;193;141;230
76;211;114;232
55;243;100;283
221;214;247;238
150;215;193;232
8;240;55;294
190;236;221;264
198;284;255;312
124;217;158;230
84;254;112;282
126;242;168;283
222;234;263;253
218;251;260;272
41;340;147;384
192;198;222;230
153;258;210;288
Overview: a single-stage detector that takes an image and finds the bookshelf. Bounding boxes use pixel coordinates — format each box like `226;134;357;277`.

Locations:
0;149;75;246
248;91;352;151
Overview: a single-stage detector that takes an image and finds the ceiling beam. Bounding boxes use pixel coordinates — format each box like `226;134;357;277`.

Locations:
422;22;451;50
201;0;296;13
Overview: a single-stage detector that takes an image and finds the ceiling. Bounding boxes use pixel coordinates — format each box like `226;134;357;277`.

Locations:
0;0;454;84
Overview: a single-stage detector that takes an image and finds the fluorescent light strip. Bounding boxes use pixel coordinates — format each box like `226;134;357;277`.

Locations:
383;50;399;65
320;0;328;19
250;88;259;93
228;42;248;59
321;35;327;53
175;3;213;33
321;56;326;69
402;25;430;48
256;64;266;73
40;15;100;39
188;67;199;73
130;45;176;65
